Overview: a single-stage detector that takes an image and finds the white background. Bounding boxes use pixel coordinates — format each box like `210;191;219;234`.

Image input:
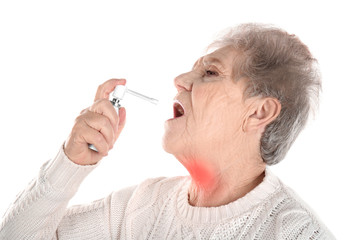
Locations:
0;0;346;238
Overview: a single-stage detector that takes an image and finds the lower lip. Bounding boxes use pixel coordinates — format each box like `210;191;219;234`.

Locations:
165;115;185;122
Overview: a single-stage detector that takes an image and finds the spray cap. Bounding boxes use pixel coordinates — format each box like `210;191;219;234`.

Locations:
112;85;127;100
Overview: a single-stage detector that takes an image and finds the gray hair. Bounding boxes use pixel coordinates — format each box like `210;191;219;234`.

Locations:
209;23;321;165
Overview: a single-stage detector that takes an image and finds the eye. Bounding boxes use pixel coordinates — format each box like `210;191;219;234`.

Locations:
205;70;219;77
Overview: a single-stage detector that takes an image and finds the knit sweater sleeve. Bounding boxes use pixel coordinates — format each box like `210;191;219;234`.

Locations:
279;210;335;240
0;146;134;239
55;184;136;239
274;184;336;240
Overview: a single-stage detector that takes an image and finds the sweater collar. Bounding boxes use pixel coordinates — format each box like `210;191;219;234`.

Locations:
176;167;281;224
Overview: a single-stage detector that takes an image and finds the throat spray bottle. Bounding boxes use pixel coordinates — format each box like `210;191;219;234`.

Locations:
88;85;159;152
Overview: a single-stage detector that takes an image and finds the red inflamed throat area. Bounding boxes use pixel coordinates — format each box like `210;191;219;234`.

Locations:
185;161;216;191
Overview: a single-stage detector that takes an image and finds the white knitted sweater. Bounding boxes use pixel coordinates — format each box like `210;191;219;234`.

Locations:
0;147;334;239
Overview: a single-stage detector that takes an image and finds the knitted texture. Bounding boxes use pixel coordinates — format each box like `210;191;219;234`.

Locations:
0;147;335;239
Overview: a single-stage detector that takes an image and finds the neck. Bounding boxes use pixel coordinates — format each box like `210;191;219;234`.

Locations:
186;159;266;207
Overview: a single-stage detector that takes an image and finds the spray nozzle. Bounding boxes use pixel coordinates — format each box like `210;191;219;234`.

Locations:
111;85;159;106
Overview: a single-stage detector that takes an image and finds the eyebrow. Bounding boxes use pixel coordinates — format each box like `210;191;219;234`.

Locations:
192;56;225;70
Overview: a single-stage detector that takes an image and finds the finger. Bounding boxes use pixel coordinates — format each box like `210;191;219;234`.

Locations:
72;119;109;155
81;128;109;155
94;78;126;102
83;111;116;148
90;99;119;134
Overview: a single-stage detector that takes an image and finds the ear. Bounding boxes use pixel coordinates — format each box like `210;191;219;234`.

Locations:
243;98;281;133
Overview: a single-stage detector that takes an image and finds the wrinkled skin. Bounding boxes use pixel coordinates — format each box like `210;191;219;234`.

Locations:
162;46;281;207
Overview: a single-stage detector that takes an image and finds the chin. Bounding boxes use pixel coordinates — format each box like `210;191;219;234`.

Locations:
161;138;170;154
161;132;174;154
161;131;183;156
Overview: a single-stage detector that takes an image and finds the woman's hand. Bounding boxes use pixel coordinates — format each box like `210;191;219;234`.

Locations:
64;79;127;165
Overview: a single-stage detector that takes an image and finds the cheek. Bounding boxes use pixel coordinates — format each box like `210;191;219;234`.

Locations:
188;91;229;144
193;87;233;124
194;99;245;140
192;84;221;119
192;86;211;107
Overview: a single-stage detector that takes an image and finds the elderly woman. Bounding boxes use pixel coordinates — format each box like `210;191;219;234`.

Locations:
0;23;334;239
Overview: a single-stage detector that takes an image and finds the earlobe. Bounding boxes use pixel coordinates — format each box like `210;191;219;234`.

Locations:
243;98;281;133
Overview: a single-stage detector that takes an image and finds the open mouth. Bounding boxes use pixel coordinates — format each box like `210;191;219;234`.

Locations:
173;100;185;118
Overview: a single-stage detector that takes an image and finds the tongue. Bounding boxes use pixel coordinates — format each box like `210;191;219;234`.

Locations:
176;109;183;117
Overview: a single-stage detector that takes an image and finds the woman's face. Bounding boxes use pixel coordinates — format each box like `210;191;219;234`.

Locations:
162;46;252;172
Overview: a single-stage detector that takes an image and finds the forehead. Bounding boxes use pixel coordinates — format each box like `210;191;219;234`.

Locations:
193;46;234;69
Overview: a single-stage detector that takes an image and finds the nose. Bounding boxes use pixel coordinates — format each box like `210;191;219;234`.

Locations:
174;71;193;92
